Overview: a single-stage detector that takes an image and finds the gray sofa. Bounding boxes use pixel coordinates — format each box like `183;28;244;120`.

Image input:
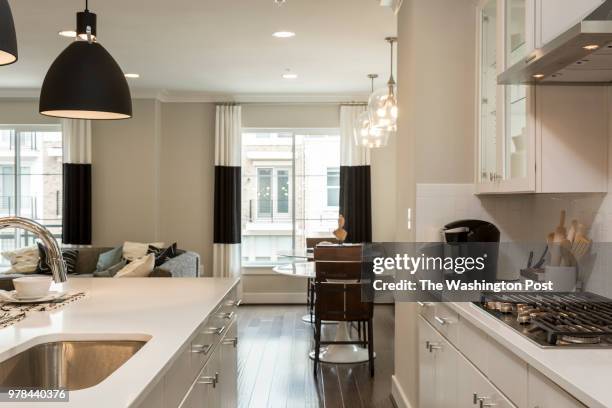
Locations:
0;246;200;291
73;247;200;278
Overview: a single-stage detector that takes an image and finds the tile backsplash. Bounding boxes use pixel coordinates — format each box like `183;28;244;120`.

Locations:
416;184;612;296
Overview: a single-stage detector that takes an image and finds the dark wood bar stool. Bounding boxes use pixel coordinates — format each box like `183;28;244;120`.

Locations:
313;282;374;377
312;245;375;376
304;237;339;321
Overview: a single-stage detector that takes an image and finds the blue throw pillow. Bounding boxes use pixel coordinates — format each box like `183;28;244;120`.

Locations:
96;246;123;272
93;259;127;277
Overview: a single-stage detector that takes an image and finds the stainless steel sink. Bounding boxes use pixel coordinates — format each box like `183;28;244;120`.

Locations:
0;340;147;390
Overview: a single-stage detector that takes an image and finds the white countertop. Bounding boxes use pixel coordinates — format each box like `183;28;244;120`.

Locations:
449;302;612;408
0;277;239;408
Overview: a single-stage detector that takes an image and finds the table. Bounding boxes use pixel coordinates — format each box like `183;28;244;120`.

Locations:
276;249;313;260
272;263;320;324
272;262;374;364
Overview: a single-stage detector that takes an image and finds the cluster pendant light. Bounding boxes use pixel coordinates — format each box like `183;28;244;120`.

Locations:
39;0;132;120
368;37;398;134
0;0;18;66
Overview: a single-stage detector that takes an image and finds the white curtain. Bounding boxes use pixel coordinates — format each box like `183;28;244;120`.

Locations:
213;105;242;278
62;119;92;164
340;105;370;166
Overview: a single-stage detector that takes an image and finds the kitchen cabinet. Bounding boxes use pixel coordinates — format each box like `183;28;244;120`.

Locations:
418;317;458;408
136;285;240;408
476;0;608;194
528;367;587;408
477;0;536;194
536;0;604;48
456;352;515;408
418;309;590;408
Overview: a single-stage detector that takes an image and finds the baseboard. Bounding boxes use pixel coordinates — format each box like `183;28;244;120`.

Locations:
391;375;414;408
242;292;306;304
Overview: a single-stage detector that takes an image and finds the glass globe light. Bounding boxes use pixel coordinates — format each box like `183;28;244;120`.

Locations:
354;110;391;149
368;84;398;132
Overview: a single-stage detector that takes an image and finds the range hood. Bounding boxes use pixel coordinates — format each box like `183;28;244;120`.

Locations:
498;0;612;85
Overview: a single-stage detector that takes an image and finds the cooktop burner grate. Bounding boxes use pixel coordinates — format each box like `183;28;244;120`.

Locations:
476;292;612;347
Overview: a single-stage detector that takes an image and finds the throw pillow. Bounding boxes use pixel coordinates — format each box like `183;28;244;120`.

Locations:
123;241;165;261
2;246;39;273
147;242;178;267
93;259;127;277
37;243;79;275
115;254;155;278
96;246;123;272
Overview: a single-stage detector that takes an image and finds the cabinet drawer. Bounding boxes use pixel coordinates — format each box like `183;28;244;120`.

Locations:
430;303;459;344
457;351;517;408
528;367;587;408
487;338;528;408
457;317;491;374
164;344;192;408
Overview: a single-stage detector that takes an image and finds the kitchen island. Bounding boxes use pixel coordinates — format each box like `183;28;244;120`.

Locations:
0;277;240;408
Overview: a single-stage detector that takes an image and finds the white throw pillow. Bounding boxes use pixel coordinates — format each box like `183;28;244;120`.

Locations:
115;254;155;278
1;246;39;273
122;241;164;261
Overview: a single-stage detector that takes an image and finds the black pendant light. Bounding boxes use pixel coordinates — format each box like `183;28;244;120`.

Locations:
39;0;132;120
0;0;17;66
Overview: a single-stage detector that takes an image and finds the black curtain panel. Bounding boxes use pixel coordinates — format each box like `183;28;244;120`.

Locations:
340;165;372;243
62;163;92;245
214;166;241;244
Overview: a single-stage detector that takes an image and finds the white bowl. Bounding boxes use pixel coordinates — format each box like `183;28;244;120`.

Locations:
12;276;52;299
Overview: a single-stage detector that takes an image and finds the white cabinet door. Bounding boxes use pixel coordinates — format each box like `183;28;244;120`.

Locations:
457;352;516;408
433;335;458;408
528;368;587;408
419;317;437;408
220;319;238;408
538;0;604;47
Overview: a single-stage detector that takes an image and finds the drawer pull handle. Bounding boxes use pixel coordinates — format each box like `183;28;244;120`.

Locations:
226;299;243;307
191;344;213;355
417;301;432;307
428;342;442;352
222;337;238;347
481;402;496;408
434;316;449;325
204;325;227;336
198;376;217;388
217;311;235;320
425;340;430;350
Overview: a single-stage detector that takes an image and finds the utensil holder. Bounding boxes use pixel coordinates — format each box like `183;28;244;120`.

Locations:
544;266;577;292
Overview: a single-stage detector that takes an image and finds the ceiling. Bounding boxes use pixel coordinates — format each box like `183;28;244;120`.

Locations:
3;0;397;99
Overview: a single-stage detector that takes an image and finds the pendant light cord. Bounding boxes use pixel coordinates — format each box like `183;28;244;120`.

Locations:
85;0;89;12
388;39;396;87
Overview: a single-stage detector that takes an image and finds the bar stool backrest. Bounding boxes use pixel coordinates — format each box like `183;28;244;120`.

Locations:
314;245;363;282
315;282;373;322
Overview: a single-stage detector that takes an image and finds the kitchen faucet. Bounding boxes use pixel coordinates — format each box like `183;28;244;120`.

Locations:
0;216;67;283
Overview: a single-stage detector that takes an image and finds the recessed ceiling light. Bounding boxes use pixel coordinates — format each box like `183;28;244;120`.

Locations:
583;44;600;50
282;72;298;79
533;74;545;79
273;31;296;38
124;73;140;78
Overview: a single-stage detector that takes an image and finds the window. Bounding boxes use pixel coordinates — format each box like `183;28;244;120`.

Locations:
0;126;63;262
241;129;340;266
326;167;340;207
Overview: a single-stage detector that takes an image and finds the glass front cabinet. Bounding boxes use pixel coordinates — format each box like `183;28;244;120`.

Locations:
477;0;536;194
475;0;608;194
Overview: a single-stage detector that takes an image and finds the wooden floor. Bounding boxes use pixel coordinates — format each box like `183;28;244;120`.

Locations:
237;305;395;408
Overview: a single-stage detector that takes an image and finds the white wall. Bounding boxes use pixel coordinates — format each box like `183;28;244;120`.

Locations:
393;0;477;406
91;100;217;275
